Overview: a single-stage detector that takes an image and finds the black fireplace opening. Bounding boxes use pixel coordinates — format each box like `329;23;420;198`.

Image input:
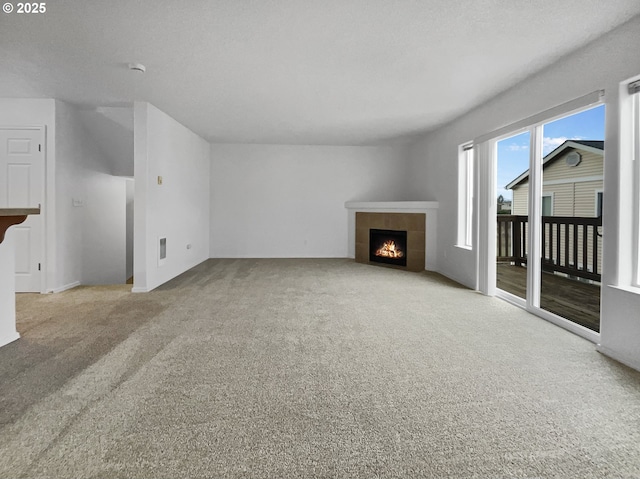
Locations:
369;229;407;267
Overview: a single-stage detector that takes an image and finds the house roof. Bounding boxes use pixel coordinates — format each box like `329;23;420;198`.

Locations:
505;140;604;190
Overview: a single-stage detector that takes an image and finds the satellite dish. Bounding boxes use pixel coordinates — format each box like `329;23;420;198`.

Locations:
565;151;581;167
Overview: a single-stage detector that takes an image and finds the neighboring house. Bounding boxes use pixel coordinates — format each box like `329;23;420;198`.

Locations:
505;140;604;276
506;140;604;217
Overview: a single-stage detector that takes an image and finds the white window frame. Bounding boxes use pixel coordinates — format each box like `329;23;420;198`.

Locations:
632;89;640;287
617;75;640;290
457;143;474;249
594;189;603;218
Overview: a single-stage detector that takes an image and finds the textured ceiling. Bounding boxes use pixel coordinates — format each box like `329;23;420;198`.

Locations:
1;1;639;145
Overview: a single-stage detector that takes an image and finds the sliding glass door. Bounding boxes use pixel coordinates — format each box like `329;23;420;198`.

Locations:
492;104;605;334
537;106;604;332
495;131;530;302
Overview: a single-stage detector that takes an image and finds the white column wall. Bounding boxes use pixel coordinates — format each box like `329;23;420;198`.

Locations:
0;231;19;347
133;102;210;292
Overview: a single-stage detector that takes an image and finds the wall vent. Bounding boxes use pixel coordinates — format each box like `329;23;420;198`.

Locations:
159;237;167;266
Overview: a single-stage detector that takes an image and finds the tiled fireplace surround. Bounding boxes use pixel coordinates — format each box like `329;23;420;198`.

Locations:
356;212;424;271
345;202;439;272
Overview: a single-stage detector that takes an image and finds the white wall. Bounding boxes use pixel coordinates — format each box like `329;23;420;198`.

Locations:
406;15;640;370
81;173;126;285
55;101;127;287
78;107;134;177
209;144;409;258
133;102;210;292
54;101;86;290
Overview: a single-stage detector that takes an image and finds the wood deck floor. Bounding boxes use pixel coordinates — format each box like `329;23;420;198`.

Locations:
496;263;600;332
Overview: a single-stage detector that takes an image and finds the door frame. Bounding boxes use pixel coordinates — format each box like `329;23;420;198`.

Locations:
0;126;47;294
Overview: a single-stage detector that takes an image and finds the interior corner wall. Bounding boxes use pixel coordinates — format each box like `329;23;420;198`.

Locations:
55;100;127;287
133;102;210;292
0;98;56;292
209;143;408;258
54;101;84;290
405;15;640;369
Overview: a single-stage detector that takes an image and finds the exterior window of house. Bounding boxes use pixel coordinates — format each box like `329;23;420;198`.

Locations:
457;143;474;248
542;195;553;216
596;190;603;217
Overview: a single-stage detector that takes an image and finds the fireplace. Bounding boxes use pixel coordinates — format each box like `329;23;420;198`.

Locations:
369;229;407;267
352;211;428;272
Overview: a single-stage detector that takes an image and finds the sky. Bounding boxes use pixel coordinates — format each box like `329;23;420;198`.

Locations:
496;104;605;201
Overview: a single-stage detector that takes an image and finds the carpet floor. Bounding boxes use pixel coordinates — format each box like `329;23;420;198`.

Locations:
1;258;639;478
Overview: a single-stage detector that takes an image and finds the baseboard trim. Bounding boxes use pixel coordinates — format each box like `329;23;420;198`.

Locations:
52;281;80;293
437;270;475;290
131;286;149;293
0;331;20;348
596;345;640;372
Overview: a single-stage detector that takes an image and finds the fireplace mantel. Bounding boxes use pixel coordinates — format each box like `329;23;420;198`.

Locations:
345;201;439;212
345;201;439;271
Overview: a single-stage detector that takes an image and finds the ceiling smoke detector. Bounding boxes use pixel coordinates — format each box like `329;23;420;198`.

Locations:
128;63;146;73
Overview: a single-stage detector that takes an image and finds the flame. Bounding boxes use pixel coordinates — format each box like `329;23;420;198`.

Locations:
375;240;404;258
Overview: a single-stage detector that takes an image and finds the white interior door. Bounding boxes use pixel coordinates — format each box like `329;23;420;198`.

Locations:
0;128;44;292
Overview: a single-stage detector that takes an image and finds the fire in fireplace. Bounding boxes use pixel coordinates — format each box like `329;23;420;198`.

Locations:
369;229;407;266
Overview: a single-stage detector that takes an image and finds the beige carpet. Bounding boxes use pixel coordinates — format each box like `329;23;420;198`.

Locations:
1;258;639;478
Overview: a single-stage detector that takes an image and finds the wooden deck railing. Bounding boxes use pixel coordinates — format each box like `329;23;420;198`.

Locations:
497;215;603;282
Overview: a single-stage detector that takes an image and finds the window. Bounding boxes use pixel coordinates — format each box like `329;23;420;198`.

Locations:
457;143;474;248
595;190;603;217
542;195;553;217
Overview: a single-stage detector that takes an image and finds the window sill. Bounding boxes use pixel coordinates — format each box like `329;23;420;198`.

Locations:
454;244;473;251
608;284;640;296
